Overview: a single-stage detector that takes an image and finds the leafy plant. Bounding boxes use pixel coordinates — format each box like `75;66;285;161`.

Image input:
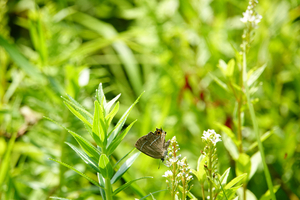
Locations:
47;83;149;199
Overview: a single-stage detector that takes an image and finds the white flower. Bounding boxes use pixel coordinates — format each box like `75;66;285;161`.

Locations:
162;170;173;177
202;129;222;146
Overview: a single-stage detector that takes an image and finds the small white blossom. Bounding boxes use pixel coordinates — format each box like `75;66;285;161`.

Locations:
163;170;173;178
202;129;222;146
240;0;262;29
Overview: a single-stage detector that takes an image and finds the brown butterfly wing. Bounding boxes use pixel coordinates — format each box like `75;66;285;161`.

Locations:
135;131;166;159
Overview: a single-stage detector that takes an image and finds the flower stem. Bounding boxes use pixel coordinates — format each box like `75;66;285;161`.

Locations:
208;145;213;200
242;47;276;200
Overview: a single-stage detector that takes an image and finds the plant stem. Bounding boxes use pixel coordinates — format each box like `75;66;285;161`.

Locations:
182;180;185;200
172;162;176;200
201;184;205;200
208;145;213;200
105;177;113;200
242;49;276;200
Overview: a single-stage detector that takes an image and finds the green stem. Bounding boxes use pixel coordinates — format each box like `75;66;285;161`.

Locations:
208;146;213;200
172;162;176;200
182;178;186;200
242;49;276;200
201;184;205;200
105;177;113;200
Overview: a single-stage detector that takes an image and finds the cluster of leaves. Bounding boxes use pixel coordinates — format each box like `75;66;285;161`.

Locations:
47;83;150;199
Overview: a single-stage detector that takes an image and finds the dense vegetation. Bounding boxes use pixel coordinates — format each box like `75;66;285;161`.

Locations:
0;0;299;199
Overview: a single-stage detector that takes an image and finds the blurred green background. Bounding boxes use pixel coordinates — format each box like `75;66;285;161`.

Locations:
0;0;300;199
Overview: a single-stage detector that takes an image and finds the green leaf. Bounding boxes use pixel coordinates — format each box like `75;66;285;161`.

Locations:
0;35;44;82
44;117;100;162
225;173;247;189
140;190;168;200
105;93;121;115
112;176;152;196
105;102;119;128
107;91;144;146
50;197;72;200
222;133;239;160
209;73;229;91
235;153;251;180
113;148;135;169
236;188;258;200
259;185;280;200
106;120;137;156
99;154;114;179
97;173;106;198
49;158;103;188
216;186;242;200
85;123;102;149
193;154;206;183
0;132;17;186
215;122;239;147
249;152;262;180
65;142;101;173
220;167;231;185
64;101;92;128
247;131;273;152
96;83;106;106
110;152;140;184
226;59;235;77
93;101;106;145
217;59;228;76
247;64;267;87
65;94;93;121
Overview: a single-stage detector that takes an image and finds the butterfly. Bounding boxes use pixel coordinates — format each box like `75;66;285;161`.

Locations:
135;128;170;161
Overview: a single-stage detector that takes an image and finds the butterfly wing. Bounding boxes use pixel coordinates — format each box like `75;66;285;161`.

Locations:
135;131;165;159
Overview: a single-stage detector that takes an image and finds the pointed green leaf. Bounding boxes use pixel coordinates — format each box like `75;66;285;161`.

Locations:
105;93;121;114
107;91;144;146
209;73;229;91
225;173;247;189
247;131;273;152
247;64;267;87
0;35;44;81
85;123;102;148
99;154;114;179
96;83;106;106
64;101;92;127
112;176;152;196
107;120;137;156
49;158;103;188
105;102;119;128
63;95;93;123
220;167;231;185
44;117;100;162
111;152;140;184
65;142;101;173
97;173;106;198
93;101;106;145
259;185;280;200
113;148;135;169
140;190;167;200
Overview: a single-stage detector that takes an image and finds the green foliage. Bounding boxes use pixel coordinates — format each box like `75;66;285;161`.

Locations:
0;0;299;199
